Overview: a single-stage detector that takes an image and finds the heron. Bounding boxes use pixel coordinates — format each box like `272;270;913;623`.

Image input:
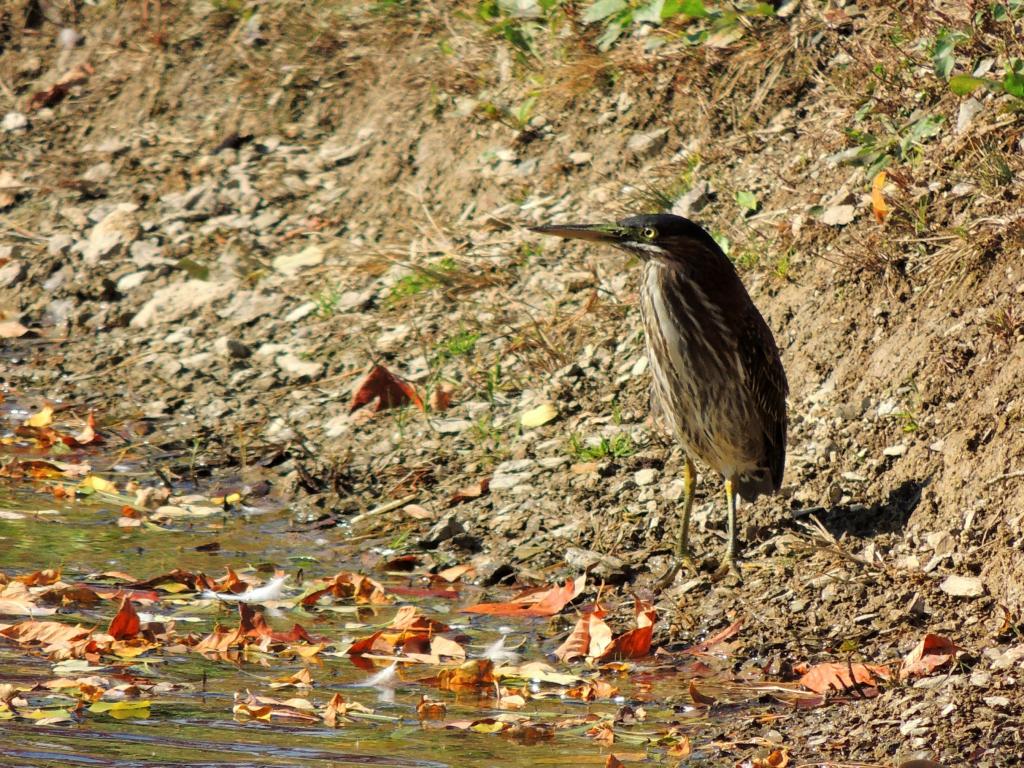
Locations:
532;213;787;583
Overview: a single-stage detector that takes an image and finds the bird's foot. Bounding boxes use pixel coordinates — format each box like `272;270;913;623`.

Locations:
654;550;697;591
711;556;743;584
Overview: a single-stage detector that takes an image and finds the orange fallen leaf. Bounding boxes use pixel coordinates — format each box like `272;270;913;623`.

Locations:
798;661;890;694
554;606;612;662
416;695;447;720
679;619;743;656
349;365;424;414
605;755;626;768
436;659;495;691
901;634;961;679
429;384;454;411
871;170;889;223
462;574;585;617
751;749;790;768
667;734;692;758
449;477;490;506
301;571;389;607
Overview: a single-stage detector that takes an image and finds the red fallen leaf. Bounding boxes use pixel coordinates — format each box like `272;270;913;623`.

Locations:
349;365;424;414
797;661;890;694
605;755;626;768
238;603;314;644
600;598;656;660
107;596;141;640
901;634;962;679
462;574;585;618
449;477;490;506
688;679;717;707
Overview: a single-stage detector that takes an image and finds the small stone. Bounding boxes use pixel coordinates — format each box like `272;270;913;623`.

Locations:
984;696;1011;709
926;531;956;557
420;514;465;549
883;443;907;457
626;128;668;159
272;244;325;275
57;28;82;49
957;98;983;134
115;271;148;291
821;204;856;226
940;574;985;598
568;151;592;165
285;301;318;323
2;112;28;133
83;204;140;264
564;547;629;583
275;352;323;380
0;260;26;288
634;468;658;486
48;233;74;255
131;280;234;328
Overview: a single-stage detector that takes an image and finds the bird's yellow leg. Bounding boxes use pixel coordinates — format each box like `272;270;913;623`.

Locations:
656;457;697;589
717;477;743;580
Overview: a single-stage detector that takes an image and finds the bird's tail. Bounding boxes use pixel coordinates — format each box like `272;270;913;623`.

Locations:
734;468;777;502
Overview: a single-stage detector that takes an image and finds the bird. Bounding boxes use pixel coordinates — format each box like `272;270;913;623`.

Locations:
531;213;787;583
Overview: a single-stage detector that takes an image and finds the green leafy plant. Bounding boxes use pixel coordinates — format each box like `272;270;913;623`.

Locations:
950;58;1024;101
840;110;945;176
387;257;456;304
568;432;635;460
735;189;759;214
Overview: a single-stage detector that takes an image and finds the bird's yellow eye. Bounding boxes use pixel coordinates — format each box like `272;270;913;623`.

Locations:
641;227;657;240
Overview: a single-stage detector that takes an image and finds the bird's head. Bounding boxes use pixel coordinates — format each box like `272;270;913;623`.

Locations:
530;213;722;266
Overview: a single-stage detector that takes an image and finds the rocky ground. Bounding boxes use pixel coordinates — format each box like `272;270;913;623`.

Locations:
3;0;1024;764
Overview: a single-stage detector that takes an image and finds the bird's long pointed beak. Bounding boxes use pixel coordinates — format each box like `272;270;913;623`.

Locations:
529;223;622;243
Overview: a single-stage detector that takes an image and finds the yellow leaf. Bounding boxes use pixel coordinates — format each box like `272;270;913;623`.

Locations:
24;406;54;428
81;475;117;494
520;402;558;428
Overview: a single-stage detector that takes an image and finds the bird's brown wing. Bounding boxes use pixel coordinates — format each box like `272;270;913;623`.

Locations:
739;310;788;490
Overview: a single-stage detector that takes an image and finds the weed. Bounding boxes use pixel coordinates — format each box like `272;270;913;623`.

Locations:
893;410;919;434
568;432;635;460
313;286;342;317
435;330;480;362
838;110;945;177
387;257;456;305
733;248;760;271
772;249;792;281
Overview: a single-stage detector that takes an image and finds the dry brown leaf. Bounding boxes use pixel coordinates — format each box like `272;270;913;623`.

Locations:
462;574;585;618
901;634;961;680
798;661;890;694
349;364;424;414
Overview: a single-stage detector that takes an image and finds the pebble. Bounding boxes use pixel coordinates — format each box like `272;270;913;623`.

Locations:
634;468;658;486
82;204;140;264
568;151;592;165
940;574;985;598
275;352;323;380
626;128;668;159
2;112;28;133
131;279;235;328
883;443;907;457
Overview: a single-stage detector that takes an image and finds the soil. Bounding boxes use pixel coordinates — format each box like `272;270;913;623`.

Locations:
2;0;1024;764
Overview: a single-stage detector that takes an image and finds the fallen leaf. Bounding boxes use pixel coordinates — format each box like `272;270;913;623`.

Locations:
901;634;962;679
349;365;424;414
871;170;889;223
429;384;454;411
416;695;447;720
554;607;612;662
600;598;656;660
301;571;389;607
462;574;585;617
436;659;495;691
798;661;890;694
605;755;625;768
449;477;490;506
750;749;790;768
520;402;558;428
107;596;141;640
24;406;54;428
28;62;94;110
689;679;717;707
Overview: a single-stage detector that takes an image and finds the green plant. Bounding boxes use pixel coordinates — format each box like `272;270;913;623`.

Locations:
581;1;773;51
313;286;342;317
475;0;565;58
387;257;456;305
735;189;759;214
568;432;635;460
950;58;1024;101
840;110;945;176
435;330;480;362
893;410;919;434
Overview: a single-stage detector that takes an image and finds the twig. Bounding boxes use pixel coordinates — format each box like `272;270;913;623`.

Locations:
348;493;417;526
